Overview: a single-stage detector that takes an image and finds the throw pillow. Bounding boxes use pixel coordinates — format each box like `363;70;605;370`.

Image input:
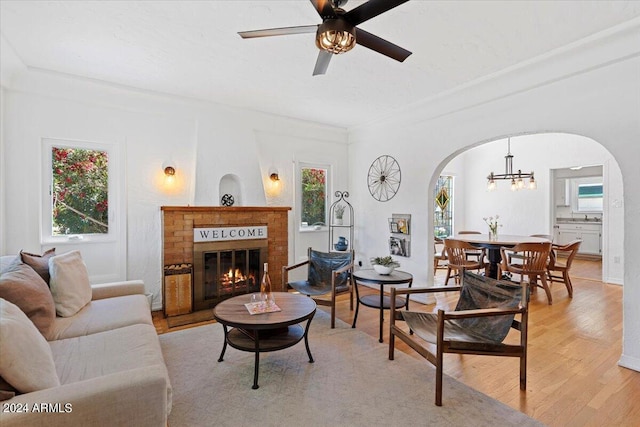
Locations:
49;250;92;317
0;258;56;339
0;298;60;393
20;248;56;285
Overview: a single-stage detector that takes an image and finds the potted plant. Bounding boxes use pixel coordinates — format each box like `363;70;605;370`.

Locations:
334;203;346;225
370;256;400;275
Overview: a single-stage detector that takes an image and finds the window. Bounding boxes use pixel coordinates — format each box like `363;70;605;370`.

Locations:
300;165;329;228
577;183;603;212
434;175;453;238
42;138;116;242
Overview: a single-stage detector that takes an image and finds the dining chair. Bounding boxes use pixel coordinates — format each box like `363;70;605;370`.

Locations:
282;247;354;328
547;240;582;298
443;238;483;285
433;237;448;273
507;234;552;264
501;242;553;304
457;231;485;265
389;272;529;406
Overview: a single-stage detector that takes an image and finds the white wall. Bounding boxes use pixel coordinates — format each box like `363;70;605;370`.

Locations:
348;28;640;370
0;69;348;310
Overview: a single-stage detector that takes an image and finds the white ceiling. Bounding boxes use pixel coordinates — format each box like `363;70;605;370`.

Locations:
2;1;640;129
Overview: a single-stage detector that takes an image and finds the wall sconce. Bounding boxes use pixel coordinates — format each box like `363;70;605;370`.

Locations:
164;164;176;184
269;168;279;182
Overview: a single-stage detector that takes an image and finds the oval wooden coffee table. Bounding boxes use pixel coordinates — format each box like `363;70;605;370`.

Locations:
213;292;316;389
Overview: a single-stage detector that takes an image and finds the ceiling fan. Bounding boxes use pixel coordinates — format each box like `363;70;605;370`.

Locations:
238;0;412;76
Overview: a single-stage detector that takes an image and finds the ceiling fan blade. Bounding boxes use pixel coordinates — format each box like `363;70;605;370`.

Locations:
344;0;410;26
355;28;411;62
238;25;318;39
310;0;337;19
313;50;333;76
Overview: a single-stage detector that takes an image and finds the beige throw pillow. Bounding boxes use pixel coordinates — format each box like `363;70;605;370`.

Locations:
0;258;56;339
0;298;60;393
49;251;92;317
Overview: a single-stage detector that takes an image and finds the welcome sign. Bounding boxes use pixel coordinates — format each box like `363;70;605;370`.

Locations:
193;226;268;243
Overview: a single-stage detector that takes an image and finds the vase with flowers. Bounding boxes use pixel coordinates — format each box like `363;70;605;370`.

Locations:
483;215;501;240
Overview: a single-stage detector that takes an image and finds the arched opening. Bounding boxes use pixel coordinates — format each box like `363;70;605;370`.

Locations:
430;132;623;286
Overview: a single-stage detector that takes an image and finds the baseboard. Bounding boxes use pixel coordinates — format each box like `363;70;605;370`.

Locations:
618;354;640;372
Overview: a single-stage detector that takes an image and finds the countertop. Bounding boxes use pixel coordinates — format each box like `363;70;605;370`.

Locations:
556;219;602;225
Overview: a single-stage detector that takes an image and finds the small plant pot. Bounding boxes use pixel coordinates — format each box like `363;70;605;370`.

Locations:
373;265;394;275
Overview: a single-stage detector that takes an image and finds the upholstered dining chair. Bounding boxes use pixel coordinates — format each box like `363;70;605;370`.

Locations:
389;272;529;406
501;241;553;304
457;231;485;265
443;238;483;285
547;240;582;299
282;247;354;328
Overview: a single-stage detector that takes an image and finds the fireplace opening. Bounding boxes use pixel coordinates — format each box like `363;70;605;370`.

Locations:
193;240;267;311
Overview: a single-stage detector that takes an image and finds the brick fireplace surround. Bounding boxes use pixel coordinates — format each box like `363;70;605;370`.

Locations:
161;206;291;316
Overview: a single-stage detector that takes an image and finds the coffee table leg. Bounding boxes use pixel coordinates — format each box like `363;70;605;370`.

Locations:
252;330;260;390
303;318;315;363
218;325;228;362
379;286;384;343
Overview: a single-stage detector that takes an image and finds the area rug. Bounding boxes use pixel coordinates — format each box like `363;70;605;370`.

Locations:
159;310;542;427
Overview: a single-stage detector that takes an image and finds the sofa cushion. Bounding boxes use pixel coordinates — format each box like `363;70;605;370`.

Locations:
49;251;92;317
50;323;172;414
20;248;56;285
0;298;61;393
49;294;153;340
0;258;56;339
0;255;16;273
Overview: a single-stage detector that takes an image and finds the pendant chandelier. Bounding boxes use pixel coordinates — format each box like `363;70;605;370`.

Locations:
487;138;536;191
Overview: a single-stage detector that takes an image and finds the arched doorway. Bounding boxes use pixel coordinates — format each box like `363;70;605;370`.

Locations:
430;132;623;285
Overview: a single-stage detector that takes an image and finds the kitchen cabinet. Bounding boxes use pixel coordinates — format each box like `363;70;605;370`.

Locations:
554;178;569;206
554;223;601;255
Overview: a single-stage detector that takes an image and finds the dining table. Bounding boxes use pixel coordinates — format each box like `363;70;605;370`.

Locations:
450;234;551;279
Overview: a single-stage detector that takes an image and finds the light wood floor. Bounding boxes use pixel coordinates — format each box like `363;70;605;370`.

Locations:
153;259;639;426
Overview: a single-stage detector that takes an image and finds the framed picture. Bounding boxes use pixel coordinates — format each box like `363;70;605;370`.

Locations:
389;236;410;257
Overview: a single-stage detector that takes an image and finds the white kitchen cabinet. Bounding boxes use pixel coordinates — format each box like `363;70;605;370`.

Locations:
554;178;569;206
554;223;601;255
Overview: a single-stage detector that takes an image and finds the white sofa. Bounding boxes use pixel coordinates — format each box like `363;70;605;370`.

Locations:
0;253;172;427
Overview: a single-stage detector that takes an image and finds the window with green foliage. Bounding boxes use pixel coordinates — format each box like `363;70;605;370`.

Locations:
301;166;328;227
51;146;109;235
434;175;453;238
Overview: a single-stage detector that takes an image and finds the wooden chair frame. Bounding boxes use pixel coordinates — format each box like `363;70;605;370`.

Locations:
433;237;448;273
389;273;529;406
501;242;552;304
443;238;483;285
282;247;354;328
547;240;582;298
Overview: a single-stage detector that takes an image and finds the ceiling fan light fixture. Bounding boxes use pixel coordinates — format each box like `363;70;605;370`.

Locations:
316;19;356;54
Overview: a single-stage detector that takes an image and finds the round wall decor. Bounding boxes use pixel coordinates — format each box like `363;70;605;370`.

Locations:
220;193;235;206
367;155;401;202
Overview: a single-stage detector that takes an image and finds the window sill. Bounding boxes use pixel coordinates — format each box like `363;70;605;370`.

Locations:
299;226;328;233
41;236;117;245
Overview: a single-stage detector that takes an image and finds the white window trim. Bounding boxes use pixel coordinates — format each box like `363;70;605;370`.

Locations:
297;162;332;232
41;137;119;244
